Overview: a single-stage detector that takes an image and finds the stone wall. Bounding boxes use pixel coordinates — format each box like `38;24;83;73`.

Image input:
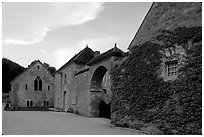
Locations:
74;69;91;115
88;57;114;117
11;62;54;109
129;2;202;49
54;63;92;115
54;56;115;117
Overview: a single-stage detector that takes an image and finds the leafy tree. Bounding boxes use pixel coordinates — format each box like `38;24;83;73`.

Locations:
2;58;25;93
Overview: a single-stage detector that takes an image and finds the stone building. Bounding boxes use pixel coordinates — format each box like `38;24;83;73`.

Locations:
10;60;55;110
54;44;124;118
128;2;202;81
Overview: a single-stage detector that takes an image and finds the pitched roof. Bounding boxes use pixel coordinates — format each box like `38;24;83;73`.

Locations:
87;44;124;66
57;46;95;72
10;60;54;84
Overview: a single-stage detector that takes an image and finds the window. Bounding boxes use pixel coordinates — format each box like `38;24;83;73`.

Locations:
34;76;42;91
57;96;60;105
43;100;46;107
64;74;67;84
26;100;33;107
48;86;50;91
46;100;49;107
30;100;33;107
37;65;40;69
43;100;49;107
165;60;178;77
25;84;28;90
27;100;30;107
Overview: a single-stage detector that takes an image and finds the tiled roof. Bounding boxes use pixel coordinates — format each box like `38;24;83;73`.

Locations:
87;44;124;66
57;46;95;72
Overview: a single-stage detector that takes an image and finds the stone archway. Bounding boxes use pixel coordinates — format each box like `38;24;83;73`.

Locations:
90;66;111;118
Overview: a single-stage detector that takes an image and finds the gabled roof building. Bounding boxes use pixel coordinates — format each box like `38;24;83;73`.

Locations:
10;60;55;110
54;44;124;118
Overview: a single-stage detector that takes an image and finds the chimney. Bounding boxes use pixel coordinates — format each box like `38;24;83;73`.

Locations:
94;51;100;57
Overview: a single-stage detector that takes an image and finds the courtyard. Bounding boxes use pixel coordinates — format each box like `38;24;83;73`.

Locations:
2;104;146;135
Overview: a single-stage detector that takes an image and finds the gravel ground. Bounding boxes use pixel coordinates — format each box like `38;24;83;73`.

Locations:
2;104;146;135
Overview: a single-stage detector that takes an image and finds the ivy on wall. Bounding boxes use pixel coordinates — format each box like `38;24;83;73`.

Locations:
110;27;202;135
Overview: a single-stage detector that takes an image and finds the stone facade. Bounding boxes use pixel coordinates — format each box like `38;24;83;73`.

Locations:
128;2;201;81
10;60;54;110
54;45;124;117
128;2;202;49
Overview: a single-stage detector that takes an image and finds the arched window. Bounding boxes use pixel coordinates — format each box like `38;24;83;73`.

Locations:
34;76;42;91
30;100;33;107
39;78;42;91
27;100;30;107
26;100;33;107
34;79;38;90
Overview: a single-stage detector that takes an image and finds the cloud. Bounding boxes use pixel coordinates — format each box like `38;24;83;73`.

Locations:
53;48;74;69
52;36;120;69
3;2;104;45
50;2;104;28
4;28;50;45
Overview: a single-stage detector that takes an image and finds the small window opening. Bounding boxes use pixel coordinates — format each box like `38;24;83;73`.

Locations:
25;84;28;90
64;74;67;84
165;60;178;77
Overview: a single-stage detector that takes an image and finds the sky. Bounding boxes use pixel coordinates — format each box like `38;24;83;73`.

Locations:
2;2;152;69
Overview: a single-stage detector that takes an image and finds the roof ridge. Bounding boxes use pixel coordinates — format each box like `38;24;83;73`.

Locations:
57;46;94;72
87;46;124;66
10;60;54;84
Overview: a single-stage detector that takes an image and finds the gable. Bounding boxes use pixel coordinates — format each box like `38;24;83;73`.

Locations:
11;60;53;84
74;47;95;64
57;46;95;72
128;2;202;49
87;45;124;66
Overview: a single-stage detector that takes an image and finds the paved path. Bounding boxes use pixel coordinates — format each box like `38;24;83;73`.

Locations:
2;106;146;135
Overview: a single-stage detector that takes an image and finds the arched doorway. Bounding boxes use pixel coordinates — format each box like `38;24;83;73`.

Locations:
90;66;111;118
62;91;67;111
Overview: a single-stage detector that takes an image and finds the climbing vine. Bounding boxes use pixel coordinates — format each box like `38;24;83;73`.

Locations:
110;27;202;135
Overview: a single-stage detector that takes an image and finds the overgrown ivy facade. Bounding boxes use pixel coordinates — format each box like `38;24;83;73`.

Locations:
110;2;202;135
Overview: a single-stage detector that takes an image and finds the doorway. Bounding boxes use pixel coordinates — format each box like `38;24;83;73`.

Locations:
99;100;111;119
63;91;67;111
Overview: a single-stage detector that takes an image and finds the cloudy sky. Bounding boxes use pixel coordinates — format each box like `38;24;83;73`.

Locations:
2;2;152;69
